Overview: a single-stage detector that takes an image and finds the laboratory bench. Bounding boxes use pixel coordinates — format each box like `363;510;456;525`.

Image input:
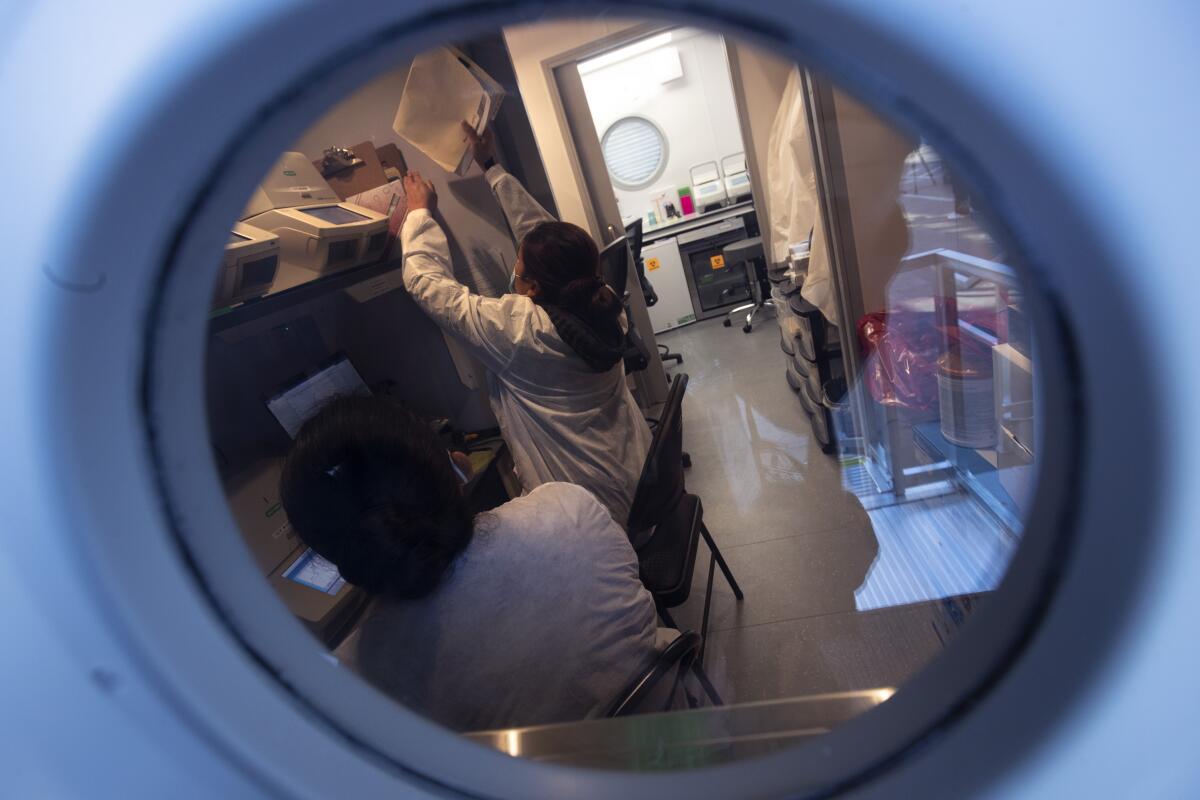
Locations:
221;437;515;650
208;252;514;649
641;199;756;245
209;254;404;331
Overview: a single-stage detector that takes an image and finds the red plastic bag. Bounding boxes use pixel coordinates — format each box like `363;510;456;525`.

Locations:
858;303;996;414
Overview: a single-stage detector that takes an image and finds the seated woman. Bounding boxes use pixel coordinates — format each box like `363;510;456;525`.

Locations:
280;394;662;732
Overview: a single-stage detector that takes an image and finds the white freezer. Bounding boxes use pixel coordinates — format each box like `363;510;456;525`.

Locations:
641;237;696;333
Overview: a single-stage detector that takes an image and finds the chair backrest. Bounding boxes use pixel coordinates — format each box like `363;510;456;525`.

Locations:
622;325;651;374
602;630;701;717
598;233;653;374
627;373;689;542
625;218;659;307
624;218;644;265
599;235;630;298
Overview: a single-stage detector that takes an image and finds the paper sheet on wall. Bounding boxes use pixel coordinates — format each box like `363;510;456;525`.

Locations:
393;47;505;175
347;181;406;236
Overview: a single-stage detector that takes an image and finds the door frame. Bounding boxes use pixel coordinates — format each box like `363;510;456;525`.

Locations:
540;21;673;243
801;70;901;493
542;22;679;408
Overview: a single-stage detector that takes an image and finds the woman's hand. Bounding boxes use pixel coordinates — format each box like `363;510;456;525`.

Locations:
404;171;437;213
461;121;496;170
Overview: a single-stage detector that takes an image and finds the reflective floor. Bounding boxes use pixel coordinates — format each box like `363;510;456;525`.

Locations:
658;316;992;704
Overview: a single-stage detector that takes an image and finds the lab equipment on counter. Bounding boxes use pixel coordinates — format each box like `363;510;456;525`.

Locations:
721;152;752;201
241;151;389;277
678;186;695;215
214;222;279;307
690;161;727;211
317;145;360;178
224;458;365;647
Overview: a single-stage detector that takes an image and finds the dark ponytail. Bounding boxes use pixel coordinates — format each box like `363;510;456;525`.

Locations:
557;275;622;324
520;221;622;325
280;395;474;600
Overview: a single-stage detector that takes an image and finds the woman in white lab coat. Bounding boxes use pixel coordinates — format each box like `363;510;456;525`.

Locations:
400;125;651;526
279;394;661;731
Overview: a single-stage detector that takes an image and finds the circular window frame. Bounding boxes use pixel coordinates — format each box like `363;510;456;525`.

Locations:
136;17;1090;789
22;1;1170;798
600;114;670;190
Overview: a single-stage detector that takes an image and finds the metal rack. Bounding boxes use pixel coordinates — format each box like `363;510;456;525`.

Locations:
872;248;1033;530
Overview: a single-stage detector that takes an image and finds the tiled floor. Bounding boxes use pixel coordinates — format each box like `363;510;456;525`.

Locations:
655;315;993;704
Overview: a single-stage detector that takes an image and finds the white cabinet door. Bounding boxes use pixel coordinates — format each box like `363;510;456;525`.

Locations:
641;238;697;333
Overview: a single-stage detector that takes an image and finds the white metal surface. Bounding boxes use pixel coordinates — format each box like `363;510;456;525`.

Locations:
0;1;1197;798
641;237;696;332
215;222;278;306
241;150;388;275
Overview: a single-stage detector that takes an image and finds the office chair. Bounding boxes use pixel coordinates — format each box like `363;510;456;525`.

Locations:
601;630;722;715
625;219;684;366
627;374;744;666
721;235;775;333
599;236;652;373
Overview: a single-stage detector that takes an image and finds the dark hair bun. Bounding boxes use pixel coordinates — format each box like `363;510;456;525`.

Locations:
279;395;474;600
558;276;620;322
519;222;621;324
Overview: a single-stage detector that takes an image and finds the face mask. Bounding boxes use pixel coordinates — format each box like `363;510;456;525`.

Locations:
507;270;518;295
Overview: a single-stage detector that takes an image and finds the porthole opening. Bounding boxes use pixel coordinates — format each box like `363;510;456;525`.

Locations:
153;7;1075;791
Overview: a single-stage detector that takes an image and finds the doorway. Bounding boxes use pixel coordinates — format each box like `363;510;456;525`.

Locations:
550;26;761;333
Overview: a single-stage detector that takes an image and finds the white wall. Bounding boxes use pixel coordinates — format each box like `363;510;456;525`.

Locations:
578;28;746;226
288;63;517;297
830;88;914;316
726;41;796;262
502;17;643;238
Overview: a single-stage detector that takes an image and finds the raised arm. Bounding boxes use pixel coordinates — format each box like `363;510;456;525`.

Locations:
400;171;529;373
462;121;555;246
486;165;555;244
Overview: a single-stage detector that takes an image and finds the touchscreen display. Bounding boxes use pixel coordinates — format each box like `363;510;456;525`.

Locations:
299;205;370;225
283;548;346;595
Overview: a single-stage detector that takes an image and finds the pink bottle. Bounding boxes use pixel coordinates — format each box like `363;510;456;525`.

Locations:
678;187;696;215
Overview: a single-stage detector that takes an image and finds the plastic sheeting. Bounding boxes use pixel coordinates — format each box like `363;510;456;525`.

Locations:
765;68;837;324
857;304;997;414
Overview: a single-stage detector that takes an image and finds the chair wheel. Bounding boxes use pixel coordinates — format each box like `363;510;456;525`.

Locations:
742;324;753;333
681;453;692;469
722;319;732;327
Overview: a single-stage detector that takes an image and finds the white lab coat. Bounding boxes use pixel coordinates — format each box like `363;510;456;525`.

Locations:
401;166;651;525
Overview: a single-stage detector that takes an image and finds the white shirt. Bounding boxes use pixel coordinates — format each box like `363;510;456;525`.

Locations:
336;483;660;732
400;166;651;525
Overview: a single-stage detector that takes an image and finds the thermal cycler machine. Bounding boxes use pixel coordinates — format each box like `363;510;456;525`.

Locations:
214;222;280;308
241;151;389;277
